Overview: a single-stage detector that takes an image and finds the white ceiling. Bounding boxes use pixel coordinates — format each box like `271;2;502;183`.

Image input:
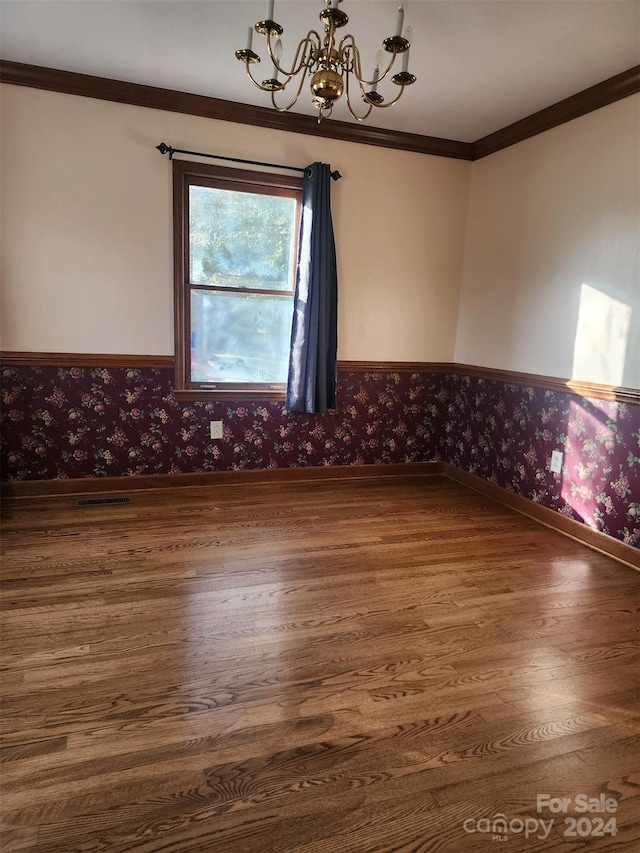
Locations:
1;0;638;141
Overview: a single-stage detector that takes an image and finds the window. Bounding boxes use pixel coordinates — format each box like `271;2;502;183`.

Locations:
173;161;302;400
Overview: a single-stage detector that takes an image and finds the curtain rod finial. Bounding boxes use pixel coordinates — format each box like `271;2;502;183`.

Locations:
156;142;174;159
331;170;342;181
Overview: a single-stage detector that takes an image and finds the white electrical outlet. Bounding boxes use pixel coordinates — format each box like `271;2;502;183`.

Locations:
550;449;563;474
209;420;223;440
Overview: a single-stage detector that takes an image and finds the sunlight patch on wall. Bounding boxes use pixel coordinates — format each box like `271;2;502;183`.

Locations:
563;400;599;529
572;284;631;386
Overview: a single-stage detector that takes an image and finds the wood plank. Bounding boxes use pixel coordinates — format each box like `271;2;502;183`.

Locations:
1;477;638;851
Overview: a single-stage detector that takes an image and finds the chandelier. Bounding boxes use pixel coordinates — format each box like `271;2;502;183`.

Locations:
235;0;416;123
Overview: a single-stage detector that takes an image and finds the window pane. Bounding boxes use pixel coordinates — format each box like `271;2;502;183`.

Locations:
191;289;293;384
189;186;297;291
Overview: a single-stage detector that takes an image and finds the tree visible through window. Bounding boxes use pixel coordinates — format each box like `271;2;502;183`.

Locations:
173;161;302;400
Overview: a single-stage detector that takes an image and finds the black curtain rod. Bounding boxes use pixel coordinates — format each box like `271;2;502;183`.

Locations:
156;143;342;181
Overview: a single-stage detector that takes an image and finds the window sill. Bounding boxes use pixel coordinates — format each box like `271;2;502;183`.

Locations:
173;388;286;403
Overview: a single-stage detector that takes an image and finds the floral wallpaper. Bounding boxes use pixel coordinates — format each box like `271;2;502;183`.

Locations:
0;366;447;479
445;374;640;548
1;363;638;547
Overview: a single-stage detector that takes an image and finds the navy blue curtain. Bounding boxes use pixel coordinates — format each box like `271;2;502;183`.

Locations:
285;163;338;413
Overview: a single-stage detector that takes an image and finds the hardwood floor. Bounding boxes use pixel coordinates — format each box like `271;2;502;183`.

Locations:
1;475;639;852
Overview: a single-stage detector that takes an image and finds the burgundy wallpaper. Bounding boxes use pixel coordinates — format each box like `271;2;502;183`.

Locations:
444;373;639;548
1;364;638;547
0;366;447;478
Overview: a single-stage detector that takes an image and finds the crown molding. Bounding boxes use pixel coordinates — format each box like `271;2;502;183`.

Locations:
3;60;638;161
472;65;640;159
0;60;472;161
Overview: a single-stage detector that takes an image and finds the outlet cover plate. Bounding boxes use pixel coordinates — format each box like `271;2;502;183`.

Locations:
550;449;563;474
209;421;223;440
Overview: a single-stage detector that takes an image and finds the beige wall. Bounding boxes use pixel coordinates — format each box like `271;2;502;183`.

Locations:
3;85;637;387
0;84;471;361
456;95;640;388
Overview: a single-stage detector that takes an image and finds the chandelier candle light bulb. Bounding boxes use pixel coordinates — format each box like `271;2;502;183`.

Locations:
371;64;380;94
235;0;417;122
271;37;282;81
401;26;412;73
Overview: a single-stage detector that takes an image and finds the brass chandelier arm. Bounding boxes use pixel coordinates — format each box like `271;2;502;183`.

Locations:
344;70;373;122
362;83;409;110
371;50;398;86
341;36;397;87
344;64;410;120
271;64;312;112
243;62;276;91
266;28;321;78
350;50;411;111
